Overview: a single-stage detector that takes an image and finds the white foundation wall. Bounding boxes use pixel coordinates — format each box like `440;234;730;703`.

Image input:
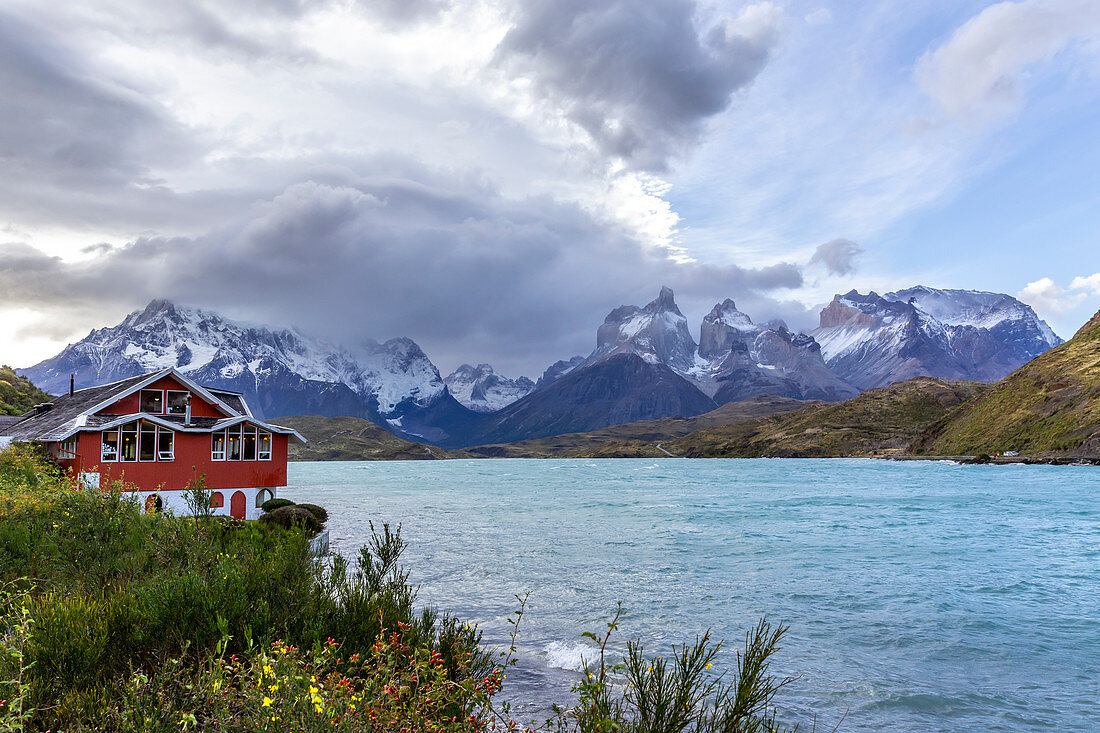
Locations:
129;487;278;521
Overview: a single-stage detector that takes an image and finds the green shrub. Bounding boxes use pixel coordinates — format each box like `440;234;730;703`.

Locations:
258;505;323;535
296;502;329;524
261;497;295;513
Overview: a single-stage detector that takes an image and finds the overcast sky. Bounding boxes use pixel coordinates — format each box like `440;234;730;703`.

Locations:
1;0;1099;377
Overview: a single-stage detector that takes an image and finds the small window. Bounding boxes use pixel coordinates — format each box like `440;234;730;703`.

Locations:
166;391;190;415
140;423;157;461
227;425;242;461
158;429;174;461
257;431;272;461
102;430;119;462
210;491;224;509
120;422;138;462
243;424;257;461
140;389;164;414
58;437;78;459
255;488;273;508
211;431;226;461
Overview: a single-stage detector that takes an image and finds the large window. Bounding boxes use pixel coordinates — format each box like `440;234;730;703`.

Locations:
58;437;78;459
106;422;173;462
140;423;157;461
139;389;164;413
158;429;174;461
210;425;273;461
243;424;257;461
102;430;119;462
227;425;242;461
120;423;138;462
166;391;190;415
212;432;226;461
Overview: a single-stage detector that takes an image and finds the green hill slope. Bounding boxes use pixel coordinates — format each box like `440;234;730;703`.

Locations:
0;366;52;416
454;395;813;458
914;309;1100;457
667;377;987;458
276;415;447;461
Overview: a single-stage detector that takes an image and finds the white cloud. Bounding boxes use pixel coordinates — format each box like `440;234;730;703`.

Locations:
1019;276;1088;315
916;0;1100;122
1070;272;1100;294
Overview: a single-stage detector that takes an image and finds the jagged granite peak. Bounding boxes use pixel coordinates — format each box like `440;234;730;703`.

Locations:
692;299;857;403
811;287;1063;390
535;356;585;390
19;300;478;444
443;363;535;413
591;286;697;372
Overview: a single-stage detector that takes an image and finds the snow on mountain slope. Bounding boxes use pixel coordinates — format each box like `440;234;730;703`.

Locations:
443;364;535;413
811;288;1063;390
589;286;698;371
19;301;468;439
692;299;857;402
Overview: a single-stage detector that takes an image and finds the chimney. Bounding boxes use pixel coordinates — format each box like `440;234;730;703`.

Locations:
70;374;75;397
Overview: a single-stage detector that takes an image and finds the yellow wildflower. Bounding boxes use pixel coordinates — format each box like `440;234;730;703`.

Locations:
262;697;273;707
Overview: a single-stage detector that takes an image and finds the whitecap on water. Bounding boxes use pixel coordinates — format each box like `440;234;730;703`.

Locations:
544;641;597;672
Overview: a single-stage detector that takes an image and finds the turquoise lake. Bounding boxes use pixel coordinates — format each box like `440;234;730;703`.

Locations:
284;458;1100;731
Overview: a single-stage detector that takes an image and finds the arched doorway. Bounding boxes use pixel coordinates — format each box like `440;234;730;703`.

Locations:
255;488;273;509
145;494;162;514
230;490;246;519
210;491;224;509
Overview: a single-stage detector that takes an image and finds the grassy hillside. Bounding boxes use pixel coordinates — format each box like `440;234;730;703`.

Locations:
665;377;988;458
451;395;813;458
914;309;1100;457
0;365;51;416
276;414;448;460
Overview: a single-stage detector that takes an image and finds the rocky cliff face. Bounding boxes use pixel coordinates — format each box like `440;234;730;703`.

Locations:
20;300;479;444
692;299;857;403
811;288;1062;390
590;286;698;372
443;364;535;413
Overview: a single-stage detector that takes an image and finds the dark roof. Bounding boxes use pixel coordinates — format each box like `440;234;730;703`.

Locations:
207;390;248;416
0;369;304;443
0;373;152;442
0;415;22;430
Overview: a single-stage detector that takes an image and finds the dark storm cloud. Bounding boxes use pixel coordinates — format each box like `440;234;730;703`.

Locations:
809;238;863;276
2;177;803;375
494;0;780;170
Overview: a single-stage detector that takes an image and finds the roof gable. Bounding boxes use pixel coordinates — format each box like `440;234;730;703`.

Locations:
0;369;259;442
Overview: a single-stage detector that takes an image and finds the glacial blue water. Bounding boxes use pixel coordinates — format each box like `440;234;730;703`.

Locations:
284;458;1100;731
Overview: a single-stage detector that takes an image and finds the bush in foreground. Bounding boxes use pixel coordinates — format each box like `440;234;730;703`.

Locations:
262;497;297;513
0;444;820;732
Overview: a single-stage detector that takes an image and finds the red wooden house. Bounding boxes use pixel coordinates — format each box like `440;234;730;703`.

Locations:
0;368;305;519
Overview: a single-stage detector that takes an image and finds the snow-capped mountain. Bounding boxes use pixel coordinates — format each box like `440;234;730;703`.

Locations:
585;288;854;403
692;300;857;403
811;288;1063;390
20;300;478;443
443;364;535;413
467;287;852;446
590;286;698;371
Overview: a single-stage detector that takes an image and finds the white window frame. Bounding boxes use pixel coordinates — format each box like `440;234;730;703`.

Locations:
227;424;242;461
101;429;119;462
257;430;272;461
211;430;227;461
157;428;175;461
120;422;139;462
58;437;79;459
139;389;165;414
139;422;158;462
